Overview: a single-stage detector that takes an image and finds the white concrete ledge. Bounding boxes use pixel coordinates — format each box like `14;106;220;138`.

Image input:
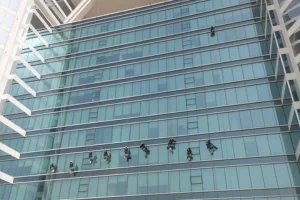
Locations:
17;56;41;79
0;171;14;184
2;94;31;116
0;115;26;136
9;74;36;97
0;142;20;159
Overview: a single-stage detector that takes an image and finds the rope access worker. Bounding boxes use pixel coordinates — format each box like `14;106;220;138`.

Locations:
210;26;215;37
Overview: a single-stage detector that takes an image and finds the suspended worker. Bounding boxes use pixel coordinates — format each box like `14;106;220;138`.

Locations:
140;143;150;156
206;140;218;155
210;26;215;37
187;147;193;161
140;143;149;152
104;149;110;162
88;152;93;164
124;146;131;161
69;161;75;175
50;163;56;173
69;161;74;168
167;137;176;152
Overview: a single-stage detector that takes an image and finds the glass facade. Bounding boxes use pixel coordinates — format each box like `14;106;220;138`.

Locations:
1;0;300;199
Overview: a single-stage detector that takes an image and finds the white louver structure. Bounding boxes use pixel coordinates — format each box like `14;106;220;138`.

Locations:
0;0;93;183
260;0;300;161
263;0;300;130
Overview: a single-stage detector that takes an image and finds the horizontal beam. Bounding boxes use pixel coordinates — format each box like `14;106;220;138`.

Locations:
17;57;41;79
0;171;14;184
0;142;20;159
8;74;36;97
0;115;26;136
23;40;45;63
2;94;31;116
267;4;276;11
27;24;48;47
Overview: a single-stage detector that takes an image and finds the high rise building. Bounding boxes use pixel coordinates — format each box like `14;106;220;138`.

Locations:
1;0;300;199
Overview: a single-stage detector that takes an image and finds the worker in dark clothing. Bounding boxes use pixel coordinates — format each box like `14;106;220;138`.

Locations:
104;149;110;162
187;147;193;161
210;26;215;37
187;147;192;154
104;149;108;157
206;140;218;155
88;152;93;164
50;163;56;173
206;140;211;149
167;137;176;152
124;146;129;154
69;161;75;174
124;146;131;161
140;143;150;157
69;161;74;168
140;143;149;152
168;138;176;146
